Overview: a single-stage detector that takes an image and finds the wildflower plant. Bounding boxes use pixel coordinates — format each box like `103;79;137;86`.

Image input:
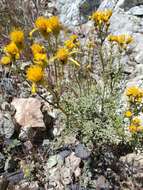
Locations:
124;86;143;148
0;11;133;146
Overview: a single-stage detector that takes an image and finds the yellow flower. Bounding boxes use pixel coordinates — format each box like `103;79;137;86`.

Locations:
129;125;137;133
31;43;45;55
0;55;11;65
137;126;143;132
10;29;24;48
34;53;48;64
108;35;118;42
48;16;62;35
70;35;78;42
126;86;143;101
35;16;50;38
131;117;141;126
90;10;112;25
26;65;44;83
34;16;62;38
108;34;133;46
35;16;49;31
56;48;69;63
64;34;80;50
64;40;76;50
52;47;80;66
124;110;132;118
4;42;20;59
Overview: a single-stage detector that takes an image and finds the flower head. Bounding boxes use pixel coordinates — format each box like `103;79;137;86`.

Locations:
126;86;143;99
26;65;44;83
70;35;78;42
34;16;62;38
10;29;24;48
90;10;112;25
64;35;80;50
131;117;141;126
4;42;20;59
64;40;76;50
124;110;132;118
129;125;137;133
31;43;45;55
48;16;62;35
35;16;49;31
34;53;48;64
108;34;133;46
35;16;50;38
56;48;69;63
0;55;11;65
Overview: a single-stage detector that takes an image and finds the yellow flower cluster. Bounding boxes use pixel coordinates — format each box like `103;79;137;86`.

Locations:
108;34;133;46
125;86;143;134
64;35;80;50
33;16;62;38
90;9;112;25
31;43;48;66
0;29;24;65
126;86;143;103
129;117;143;133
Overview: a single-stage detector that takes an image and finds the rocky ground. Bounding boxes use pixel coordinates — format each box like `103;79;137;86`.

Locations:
1;0;143;189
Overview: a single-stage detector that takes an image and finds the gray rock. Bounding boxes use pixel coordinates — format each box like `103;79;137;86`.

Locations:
96;176;109;190
59;150;71;160
98;0;118;10
0;153;5;171
70;184;88;190
0;77;17;97
0;112;15;138
42;139;50;147
117;0;143;11
75;144;90;160
56;0;101;27
128;5;143;16
47;155;58;169
109;10;140;34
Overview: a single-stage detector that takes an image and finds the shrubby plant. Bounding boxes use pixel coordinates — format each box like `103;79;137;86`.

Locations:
0;9;134;146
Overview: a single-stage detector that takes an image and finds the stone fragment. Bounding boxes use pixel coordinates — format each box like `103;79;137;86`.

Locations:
11;98;46;129
0;112;15;138
75;144;90;160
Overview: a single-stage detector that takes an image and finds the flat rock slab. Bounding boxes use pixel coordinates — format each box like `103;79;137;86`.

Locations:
11;98;45;129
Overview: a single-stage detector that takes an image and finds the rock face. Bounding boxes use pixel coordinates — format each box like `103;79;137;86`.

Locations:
98;0;143;81
56;0;101;26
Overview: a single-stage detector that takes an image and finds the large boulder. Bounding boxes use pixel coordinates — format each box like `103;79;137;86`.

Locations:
56;0;101;26
98;0;143;75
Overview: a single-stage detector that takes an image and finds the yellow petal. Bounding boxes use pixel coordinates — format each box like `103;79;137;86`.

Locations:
29;28;38;38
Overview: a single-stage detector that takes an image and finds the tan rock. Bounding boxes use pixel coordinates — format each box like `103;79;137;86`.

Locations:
11;98;45;129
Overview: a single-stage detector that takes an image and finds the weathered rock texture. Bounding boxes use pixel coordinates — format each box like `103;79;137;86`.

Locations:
56;0;101;26
11;98;46;129
97;0;143;87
